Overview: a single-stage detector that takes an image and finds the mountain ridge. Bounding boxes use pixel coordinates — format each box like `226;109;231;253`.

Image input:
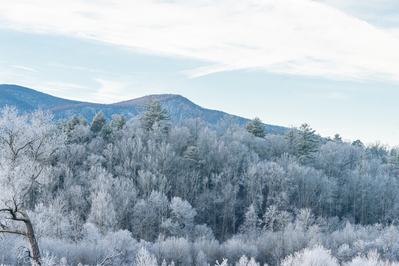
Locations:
0;84;287;133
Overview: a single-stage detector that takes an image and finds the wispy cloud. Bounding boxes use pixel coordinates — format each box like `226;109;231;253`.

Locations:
12;65;37;72
301;91;348;100
1;0;399;80
92;78;139;103
47;63;107;73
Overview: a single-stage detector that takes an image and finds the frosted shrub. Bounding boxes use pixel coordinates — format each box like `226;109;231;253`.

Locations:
329;222;357;250
0;236;23;265
193;224;214;241
194;237;221;265
152;237;192;266
336;244;354;262
221;238;258;265
235;255;264;266
100;230;138;265
81;223;101;244
255;231;282;265
195;250;208;266
347;249;399;266
281;246;339;266
33;251;67;266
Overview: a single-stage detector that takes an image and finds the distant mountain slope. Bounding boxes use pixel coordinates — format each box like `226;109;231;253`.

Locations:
0;84;83;112
0;84;287;133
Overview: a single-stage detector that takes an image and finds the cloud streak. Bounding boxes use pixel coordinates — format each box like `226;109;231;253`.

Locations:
12;65;37;72
47;63;107;74
1;0;399;80
93;78;139;103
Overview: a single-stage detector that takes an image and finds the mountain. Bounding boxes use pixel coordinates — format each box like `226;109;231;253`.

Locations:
0;84;287;133
0;84;83;112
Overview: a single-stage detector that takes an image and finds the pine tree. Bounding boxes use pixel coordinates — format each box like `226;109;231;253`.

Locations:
333;133;343;143
297;123;318;163
285;127;300;156
138;96;171;131
90;111;107;133
352;139;363;147
245;117;266;138
183;146;205;168
110;114;126;130
67;114;80;132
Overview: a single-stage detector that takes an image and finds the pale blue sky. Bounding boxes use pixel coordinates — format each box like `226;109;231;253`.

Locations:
0;0;398;146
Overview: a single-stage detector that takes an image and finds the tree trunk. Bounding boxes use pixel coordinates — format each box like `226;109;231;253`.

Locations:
24;219;41;265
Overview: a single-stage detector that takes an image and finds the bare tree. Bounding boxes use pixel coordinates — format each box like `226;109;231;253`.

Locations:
0;107;65;265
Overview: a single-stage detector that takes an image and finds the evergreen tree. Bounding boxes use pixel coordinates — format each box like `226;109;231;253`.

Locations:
183;146;205;168
138;96;171;131
297;123;319;162
67;114;80;132
245;117;266;138
78;115;88;126
110;114;126;130
90;111;107;133
285;127;300;156
333;133;343;143
63;115;89;141
352;139;363;147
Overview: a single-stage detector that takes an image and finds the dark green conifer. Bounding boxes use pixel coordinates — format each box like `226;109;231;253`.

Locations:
245;117;266;138
138;96;170;131
90;111;107;133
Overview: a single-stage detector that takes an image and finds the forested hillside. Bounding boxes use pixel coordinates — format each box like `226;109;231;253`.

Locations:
0;84;286;134
1;98;399;266
0;84;82;112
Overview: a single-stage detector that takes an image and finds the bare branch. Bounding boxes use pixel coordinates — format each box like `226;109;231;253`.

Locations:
0;229;27;236
22;165;45;199
97;249;122;266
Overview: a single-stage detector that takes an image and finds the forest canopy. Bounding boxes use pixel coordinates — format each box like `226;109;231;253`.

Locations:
1;102;399;266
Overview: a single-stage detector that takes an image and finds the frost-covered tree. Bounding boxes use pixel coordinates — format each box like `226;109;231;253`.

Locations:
90;111;107;133
162;197;197;238
139;96;171;131
135;247;158;266
183;146;205;168
0;107;65;265
110;114;126;130
88;191;116;235
3;105;399;266
239;205;260;240
132;191;168;241
245;117;266;138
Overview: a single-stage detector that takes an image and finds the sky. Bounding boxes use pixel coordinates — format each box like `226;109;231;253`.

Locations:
0;0;398;146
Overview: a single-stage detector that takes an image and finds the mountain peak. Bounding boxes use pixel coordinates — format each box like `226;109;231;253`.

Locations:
112;94;187;107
